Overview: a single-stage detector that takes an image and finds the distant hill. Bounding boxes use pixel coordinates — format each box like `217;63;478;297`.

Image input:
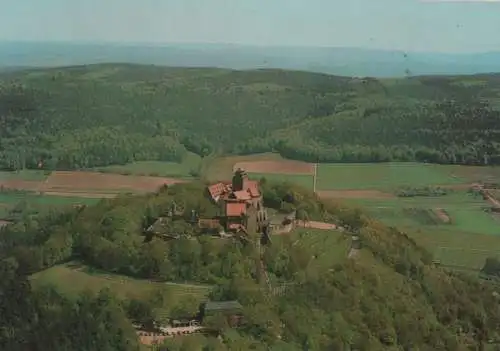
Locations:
1;41;500;77
1;63;500;170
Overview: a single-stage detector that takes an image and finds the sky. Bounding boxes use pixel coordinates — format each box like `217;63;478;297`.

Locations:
1;0;500;53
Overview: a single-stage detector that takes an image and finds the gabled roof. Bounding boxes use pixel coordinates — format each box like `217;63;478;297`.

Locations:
207;182;230;201
226;202;246;217
232;190;251;201
247;180;260;197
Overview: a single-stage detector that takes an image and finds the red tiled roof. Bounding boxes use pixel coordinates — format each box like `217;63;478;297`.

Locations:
247;180;260;197
208;182;229;200
232;190;251;200
226;202;246;217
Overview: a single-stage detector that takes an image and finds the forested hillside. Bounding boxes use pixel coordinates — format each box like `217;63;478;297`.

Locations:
1;181;500;350
1;64;500;170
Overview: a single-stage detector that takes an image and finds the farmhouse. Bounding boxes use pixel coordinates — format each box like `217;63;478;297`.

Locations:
206;169;268;233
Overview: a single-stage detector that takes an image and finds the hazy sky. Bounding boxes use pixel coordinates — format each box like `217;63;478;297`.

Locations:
1;0;500;52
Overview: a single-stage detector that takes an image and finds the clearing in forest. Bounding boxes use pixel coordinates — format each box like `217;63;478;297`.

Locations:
271;228;350;269
30;263;212;302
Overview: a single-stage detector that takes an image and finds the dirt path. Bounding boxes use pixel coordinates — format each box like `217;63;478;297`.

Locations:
484;191;500;208
434;208;451;223
347;248;360;259
296;220;338;230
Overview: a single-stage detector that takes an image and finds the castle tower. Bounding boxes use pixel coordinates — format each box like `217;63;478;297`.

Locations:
232;168;249;191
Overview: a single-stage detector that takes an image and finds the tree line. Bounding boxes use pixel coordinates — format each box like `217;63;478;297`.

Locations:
2;66;500;172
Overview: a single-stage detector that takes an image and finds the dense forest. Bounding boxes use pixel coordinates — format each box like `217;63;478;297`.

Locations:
1;64;500;170
1;180;500;350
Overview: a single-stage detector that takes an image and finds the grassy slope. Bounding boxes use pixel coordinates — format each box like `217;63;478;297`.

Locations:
30;262;212;321
30;263;212;299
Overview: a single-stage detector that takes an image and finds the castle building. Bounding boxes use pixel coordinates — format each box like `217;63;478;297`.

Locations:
206;169;267;232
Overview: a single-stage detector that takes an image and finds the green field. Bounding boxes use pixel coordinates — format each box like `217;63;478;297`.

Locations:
316;163;468;191
220;159;500;192
248;172;314;189
342;191;500;269
0;192;100;220
30;263;213;320
0;169;49;181
95;152;201;179
344;191;498;235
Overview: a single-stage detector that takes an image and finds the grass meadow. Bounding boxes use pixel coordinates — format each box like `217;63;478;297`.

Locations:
95;152;201;179
30;262;212;321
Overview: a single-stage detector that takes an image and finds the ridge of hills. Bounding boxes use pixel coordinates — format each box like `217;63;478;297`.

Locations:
2;42;500;77
1;63;500;171
1;180;499;350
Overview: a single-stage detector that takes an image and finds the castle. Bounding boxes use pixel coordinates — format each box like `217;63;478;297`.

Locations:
206;169;268;233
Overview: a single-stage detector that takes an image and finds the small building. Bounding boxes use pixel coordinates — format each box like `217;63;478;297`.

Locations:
200;300;244;328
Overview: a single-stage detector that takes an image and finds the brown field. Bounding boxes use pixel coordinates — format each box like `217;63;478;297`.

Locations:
317;190;395;199
233;160;314;175
0;171;188;197
41;171;186;192
204;153;290;181
43;192;117;199
0;179;42;191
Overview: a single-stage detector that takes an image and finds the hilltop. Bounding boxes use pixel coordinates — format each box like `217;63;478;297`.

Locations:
0;180;499;350
1;63;500;171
